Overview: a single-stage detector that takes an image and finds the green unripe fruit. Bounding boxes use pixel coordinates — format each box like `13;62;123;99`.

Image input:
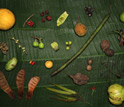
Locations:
33;39;39;47
39;42;44;49
120;12;124;22
5;57;18;71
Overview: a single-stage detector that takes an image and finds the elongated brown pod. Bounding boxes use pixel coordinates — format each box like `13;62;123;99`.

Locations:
0;71;15;99
16;69;25;99
26;76;40;100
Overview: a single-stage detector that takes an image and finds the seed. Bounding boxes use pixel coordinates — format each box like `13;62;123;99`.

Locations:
65;41;69;45
45;10;49;14
88;59;93;65
40;12;44;17
31;61;35;65
88;12;92;17
86;65;92;71
66;46;70;50
68;41;72;45
29;61;32;64
46;16;52;21
41;18;45;23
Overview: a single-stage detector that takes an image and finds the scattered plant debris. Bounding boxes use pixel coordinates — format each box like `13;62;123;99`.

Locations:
84;5;94;17
16;69;25;99
0;71;16;99
57;11;69;26
91;87;96;96
113;29;124;49
23;14;34;27
46;83;91;105
51;8;111;77
9;37;28;54
51;42;59;51
0;42;8;54
26;76;40;100
69;73;89;85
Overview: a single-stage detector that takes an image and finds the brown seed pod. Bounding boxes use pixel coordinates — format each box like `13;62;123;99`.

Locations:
74;23;87;36
100;40;110;52
104;48;114;57
69;73;89;85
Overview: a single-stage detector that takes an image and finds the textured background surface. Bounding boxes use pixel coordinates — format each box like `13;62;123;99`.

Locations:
0;0;124;107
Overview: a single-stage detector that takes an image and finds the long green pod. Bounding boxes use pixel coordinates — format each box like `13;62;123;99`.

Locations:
51;97;77;102
52;83;77;94
51;12;111;77
46;87;73;95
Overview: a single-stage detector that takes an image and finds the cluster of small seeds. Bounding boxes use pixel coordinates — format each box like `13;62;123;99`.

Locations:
86;59;93;71
40;10;52;23
9;37;27;54
84;5;94;17
26;20;34;27
65;41;72;50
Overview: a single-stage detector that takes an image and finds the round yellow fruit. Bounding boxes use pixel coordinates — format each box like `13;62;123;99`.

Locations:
0;8;15;30
45;61;53;69
109;97;122;105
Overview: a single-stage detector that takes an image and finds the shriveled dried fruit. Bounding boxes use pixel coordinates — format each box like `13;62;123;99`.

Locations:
74;23;87;37
69;73;89;85
100;40;110;51
0;42;8;54
104;48;114;57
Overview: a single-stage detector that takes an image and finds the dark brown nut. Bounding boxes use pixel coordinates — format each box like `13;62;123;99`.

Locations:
100;40;110;52
104;49;114;57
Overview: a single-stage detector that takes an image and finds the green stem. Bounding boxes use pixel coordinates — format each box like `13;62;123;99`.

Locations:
51;12;111;77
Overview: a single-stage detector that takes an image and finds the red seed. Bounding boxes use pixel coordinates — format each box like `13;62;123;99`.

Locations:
45;10;49;14
46;16;52;21
41;18;45;23
40;12;44;17
31;61;35;65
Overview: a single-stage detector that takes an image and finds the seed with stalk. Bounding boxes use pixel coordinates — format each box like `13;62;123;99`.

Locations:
46;83;91;105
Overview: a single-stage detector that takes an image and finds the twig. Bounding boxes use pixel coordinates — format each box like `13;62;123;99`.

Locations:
23;14;34;27
31;36;43;41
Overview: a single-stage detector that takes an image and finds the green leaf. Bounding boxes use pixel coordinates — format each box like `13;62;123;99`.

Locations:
0;0;124;107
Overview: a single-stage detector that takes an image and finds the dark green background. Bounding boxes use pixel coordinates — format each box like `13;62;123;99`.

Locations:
0;0;124;107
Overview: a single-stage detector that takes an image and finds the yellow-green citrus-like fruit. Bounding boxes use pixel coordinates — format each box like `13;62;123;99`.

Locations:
0;8;15;30
5;57;18;71
109;97;122;105
120;12;124;22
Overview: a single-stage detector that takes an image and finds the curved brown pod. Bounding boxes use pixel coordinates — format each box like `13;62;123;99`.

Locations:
0;71;15;99
26;76;40;100
16;69;25;99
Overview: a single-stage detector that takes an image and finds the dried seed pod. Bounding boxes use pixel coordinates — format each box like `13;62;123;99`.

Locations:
26;76;40;100
104;49;114;57
16;69;25;99
69;73;89;85
100;40;110;52
0;71;15;99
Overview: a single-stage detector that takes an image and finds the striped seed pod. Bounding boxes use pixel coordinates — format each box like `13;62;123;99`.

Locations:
0;71;15;99
16;69;25;99
26;76;40;99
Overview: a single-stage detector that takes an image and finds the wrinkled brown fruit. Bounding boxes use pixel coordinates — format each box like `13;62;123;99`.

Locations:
104;48;114;56
16;69;25;99
100;40;110;52
0;42;8;54
69;73;89;85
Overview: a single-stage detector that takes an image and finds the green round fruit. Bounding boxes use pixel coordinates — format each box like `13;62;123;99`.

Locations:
5;57;18;71
109;97;122;105
39;42;44;49
120;12;124;22
33;40;39;47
